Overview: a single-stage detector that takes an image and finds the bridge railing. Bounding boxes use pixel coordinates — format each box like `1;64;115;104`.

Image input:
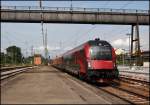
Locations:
1;6;149;14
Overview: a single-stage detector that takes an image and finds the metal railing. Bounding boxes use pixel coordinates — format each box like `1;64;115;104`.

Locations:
118;66;149;75
1;6;149;14
1;66;36;80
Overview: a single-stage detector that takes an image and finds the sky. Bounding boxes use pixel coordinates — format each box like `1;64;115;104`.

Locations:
1;1;149;58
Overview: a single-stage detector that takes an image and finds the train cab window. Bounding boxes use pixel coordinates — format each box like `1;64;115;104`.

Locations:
90;45;112;60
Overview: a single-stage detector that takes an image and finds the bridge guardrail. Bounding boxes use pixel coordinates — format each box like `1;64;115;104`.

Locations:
1;6;149;14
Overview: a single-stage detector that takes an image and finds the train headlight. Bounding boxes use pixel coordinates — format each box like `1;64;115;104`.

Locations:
114;63;116;68
88;62;91;68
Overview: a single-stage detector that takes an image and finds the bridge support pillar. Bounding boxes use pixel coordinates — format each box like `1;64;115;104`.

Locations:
130;24;142;66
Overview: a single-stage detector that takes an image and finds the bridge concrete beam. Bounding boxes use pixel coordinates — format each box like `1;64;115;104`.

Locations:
1;10;149;25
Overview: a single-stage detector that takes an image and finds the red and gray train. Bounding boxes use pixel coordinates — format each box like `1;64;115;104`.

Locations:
52;38;119;83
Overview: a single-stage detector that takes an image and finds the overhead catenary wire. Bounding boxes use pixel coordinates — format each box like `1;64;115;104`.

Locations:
72;1;135;42
67;25;96;47
1;31;33;58
1;33;12;45
64;25;128;51
73;25;97;46
119;1;133;9
55;25;96;56
48;25;85;56
4;31;20;42
107;27;131;43
1;31;26;46
63;25;86;46
103;1;110;8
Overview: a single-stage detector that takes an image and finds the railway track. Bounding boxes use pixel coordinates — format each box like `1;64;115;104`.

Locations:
0;66;36;80
113;80;149;98
51;66;150;104
119;74;149;86
60;70;149;104
97;76;150;105
98;86;149;104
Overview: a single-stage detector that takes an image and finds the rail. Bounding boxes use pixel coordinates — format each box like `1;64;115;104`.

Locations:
1;66;32;71
97;82;149;104
119;74;149;84
1;6;149;14
53;66;149;104
1;66;36;80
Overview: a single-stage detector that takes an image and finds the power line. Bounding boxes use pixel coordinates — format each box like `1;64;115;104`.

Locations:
104;1;110;7
68;25;96;47
107;28;130;43
3;31;20;43
63;25;85;46
74;25;97;46
1;33;12;45
120;1;133;9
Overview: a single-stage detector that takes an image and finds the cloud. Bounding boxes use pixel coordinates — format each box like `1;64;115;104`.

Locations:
111;38;129;48
63;46;72;51
115;48;125;55
1;48;6;53
34;46;60;51
32;45;73;56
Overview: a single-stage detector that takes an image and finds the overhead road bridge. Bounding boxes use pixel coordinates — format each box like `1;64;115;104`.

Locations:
1;6;149;60
1;6;149;25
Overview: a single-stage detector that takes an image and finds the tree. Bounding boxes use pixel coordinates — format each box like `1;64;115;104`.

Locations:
0;52;5;65
6;46;22;64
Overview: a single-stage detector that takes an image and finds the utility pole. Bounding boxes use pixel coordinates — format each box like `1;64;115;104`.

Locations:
24;41;28;64
122;53;124;66
131;24;141;66
31;45;34;65
25;41;28;58
45;28;48;60
70;0;73;10
122;49;126;66
126;33;131;66
39;0;49;64
59;41;62;54
31;45;34;57
4;51;6;66
39;0;45;49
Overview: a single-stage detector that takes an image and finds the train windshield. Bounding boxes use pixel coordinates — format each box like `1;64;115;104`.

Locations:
90;45;112;60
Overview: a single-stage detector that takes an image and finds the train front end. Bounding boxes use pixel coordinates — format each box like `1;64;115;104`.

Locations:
86;39;119;83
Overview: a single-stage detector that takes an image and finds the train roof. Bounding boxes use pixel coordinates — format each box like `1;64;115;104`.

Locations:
63;39;112;56
88;40;111;46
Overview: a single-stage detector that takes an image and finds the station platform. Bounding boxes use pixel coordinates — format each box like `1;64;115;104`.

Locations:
1;66;128;104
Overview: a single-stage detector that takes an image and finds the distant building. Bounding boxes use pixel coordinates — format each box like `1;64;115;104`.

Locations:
115;48;125;55
141;51;149;67
34;54;42;65
115;49;149;66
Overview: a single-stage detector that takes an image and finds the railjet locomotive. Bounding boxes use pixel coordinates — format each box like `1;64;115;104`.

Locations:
52;38;119;83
